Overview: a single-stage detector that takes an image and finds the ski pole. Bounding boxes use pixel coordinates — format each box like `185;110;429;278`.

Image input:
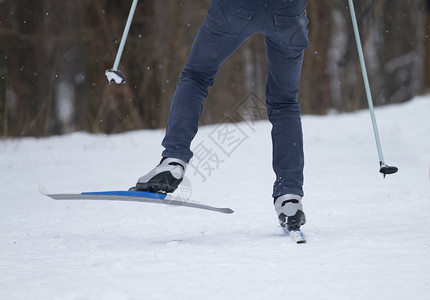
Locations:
347;0;398;177
105;0;139;84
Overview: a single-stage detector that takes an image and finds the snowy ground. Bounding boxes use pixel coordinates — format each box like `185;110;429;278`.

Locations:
1;96;429;300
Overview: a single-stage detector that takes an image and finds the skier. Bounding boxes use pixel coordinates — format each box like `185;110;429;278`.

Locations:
135;0;308;231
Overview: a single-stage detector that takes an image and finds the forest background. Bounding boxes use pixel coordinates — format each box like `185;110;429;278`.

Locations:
1;0;430;137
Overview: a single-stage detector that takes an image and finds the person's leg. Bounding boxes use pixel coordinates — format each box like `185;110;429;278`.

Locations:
264;3;309;199
162;0;257;163
266;34;305;198
137;0;258;192
263;1;309;229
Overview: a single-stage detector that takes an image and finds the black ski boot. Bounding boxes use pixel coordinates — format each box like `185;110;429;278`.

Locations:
274;194;306;230
135;157;187;193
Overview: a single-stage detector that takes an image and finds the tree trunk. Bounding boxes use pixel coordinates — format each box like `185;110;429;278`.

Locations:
0;0;428;137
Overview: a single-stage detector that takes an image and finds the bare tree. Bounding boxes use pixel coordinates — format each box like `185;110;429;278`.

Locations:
1;0;428;138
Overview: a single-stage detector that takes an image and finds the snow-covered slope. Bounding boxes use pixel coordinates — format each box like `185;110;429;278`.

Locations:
1;96;429;300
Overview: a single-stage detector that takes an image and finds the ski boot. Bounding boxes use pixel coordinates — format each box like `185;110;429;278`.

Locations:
135;157;187;193
274;194;306;230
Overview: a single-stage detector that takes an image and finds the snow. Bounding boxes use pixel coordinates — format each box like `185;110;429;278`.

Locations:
1;96;429;300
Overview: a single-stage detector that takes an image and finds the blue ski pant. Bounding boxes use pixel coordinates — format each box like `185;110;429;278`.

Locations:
162;0;309;198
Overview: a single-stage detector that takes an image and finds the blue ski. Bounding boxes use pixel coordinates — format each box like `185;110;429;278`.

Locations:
43;190;234;214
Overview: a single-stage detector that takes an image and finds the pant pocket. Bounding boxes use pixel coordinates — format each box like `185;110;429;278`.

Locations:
273;9;309;59
206;0;255;42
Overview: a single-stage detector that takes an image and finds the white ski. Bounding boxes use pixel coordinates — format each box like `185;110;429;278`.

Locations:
283;227;306;244
42;190;234;214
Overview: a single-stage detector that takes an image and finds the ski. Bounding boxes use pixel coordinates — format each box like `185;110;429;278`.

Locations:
282;227;306;244
42;190;234;214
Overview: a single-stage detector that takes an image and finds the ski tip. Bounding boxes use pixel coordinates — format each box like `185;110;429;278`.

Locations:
283;227;307;244
39;185;48;195
42;193;64;200
290;229;307;244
